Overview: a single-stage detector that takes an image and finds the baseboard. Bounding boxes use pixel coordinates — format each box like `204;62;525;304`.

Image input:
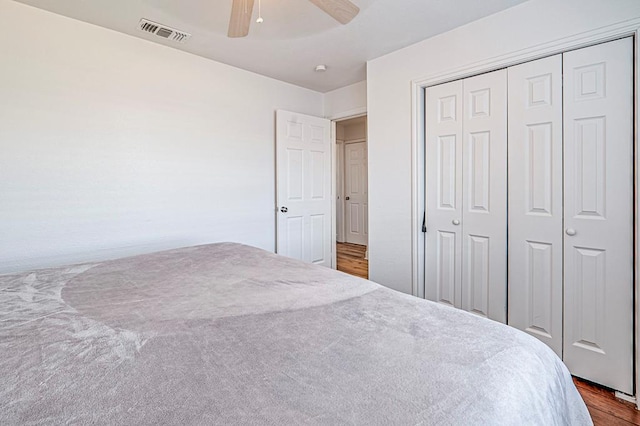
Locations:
614;391;637;405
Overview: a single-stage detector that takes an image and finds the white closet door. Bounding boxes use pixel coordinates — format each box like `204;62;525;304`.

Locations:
563;38;634;394
426;80;463;307
507;55;563;356
461;70;508;323
344;142;368;246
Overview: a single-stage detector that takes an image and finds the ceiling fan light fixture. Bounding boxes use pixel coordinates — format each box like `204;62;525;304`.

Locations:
315;64;327;72
256;0;264;23
228;0;359;38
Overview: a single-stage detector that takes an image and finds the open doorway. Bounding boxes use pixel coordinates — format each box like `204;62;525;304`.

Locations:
335;115;368;279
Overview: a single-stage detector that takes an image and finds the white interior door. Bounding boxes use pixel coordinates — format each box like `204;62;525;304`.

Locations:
336;140;345;243
425;80;463;308
461;69;508;323
507;54;564;356
276;110;332;267
562;38;634;394
344;142;368;246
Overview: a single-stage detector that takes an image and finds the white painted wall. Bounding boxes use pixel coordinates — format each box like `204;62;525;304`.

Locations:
0;0;323;273
367;0;640;294
324;81;367;119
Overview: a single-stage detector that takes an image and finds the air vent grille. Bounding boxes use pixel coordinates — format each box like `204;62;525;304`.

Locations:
137;19;191;44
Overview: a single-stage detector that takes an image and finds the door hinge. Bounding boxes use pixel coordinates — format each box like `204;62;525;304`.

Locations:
422;211;427;233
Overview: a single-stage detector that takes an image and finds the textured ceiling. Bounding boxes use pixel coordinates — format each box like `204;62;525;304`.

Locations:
13;0;528;92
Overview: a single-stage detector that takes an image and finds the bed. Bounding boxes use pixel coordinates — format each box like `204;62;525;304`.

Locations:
1;242;591;425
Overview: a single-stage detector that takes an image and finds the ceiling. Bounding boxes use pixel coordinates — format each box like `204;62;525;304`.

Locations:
13;0;528;92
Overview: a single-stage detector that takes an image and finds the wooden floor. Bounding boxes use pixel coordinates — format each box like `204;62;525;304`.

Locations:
574;378;640;425
336;242;368;279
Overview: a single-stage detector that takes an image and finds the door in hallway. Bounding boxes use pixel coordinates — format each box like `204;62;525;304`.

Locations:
344;142;368;245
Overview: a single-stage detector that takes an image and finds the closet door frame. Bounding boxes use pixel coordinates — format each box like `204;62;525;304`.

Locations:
411;23;640;405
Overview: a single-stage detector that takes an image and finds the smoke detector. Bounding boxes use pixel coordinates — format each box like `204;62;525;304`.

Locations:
138;19;191;43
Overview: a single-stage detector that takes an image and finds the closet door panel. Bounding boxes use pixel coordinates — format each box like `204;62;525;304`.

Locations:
507;55;563;356
563;37;633;394
426;81;463;307
461;70;507;323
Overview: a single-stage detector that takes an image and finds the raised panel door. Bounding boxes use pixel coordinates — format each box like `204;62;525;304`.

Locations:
461;69;508;323
563;37;633;394
344;142;368;246
276;110;332;266
426;80;463;307
507;54;563;356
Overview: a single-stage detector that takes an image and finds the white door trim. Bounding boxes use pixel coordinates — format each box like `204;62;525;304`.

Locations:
331;120;337;268
330;107;367;122
410;18;640;403
329;110;368;269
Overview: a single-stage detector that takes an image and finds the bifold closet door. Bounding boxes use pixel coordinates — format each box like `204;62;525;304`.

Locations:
426;80;463;308
563;37;634;394
507;55;563;356
426;71;507;323
461;70;508;322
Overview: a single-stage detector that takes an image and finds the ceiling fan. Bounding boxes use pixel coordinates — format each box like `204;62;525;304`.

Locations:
228;0;360;38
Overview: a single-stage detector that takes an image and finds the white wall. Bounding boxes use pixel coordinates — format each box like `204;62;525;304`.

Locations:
367;0;640;294
324;80;367;119
0;0;323;273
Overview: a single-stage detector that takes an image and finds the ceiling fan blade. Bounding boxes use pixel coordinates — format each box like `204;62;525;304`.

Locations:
228;0;255;38
308;0;360;25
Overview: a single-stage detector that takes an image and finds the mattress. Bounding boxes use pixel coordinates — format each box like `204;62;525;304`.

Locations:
1;242;591;425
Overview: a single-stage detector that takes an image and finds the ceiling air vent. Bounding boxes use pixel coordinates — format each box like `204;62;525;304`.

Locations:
137;19;191;44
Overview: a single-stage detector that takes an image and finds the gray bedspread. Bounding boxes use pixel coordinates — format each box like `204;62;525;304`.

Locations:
1;243;591;425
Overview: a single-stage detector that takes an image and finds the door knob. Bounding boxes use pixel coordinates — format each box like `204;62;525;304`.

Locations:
280;206;288;213
345;196;350;200
566;228;576;236
452;219;460;226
